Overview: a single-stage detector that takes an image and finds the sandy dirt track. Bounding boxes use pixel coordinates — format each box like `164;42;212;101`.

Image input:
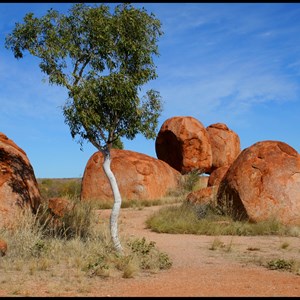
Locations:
94;205;300;297
1;204;300;297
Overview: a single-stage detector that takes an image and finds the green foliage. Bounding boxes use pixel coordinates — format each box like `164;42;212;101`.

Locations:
267;258;295;271
112;136;124;149
5;3;164;152
129;236;156;255
127;237;172;270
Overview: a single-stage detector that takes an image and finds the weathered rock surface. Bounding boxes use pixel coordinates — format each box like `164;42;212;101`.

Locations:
81;149;181;203
217;140;300;225
206;123;240;173
208;166;229;187
155;116;212;174
0;133;41;228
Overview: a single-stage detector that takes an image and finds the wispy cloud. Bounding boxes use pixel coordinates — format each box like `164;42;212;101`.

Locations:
147;3;300;126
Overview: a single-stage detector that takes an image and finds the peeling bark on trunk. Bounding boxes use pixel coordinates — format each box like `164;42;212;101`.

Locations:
101;149;123;254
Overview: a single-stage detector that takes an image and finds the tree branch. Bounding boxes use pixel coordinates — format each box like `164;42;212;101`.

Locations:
73;55;90;86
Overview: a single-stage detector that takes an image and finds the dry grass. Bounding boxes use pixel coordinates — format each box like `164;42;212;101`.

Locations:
3;175;298;297
0;198;172;296
37;178;82;199
146;201;300;237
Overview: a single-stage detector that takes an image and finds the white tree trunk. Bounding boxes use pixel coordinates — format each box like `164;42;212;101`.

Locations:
102;150;123;254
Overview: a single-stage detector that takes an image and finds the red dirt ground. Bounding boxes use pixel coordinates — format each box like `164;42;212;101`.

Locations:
94;205;300;297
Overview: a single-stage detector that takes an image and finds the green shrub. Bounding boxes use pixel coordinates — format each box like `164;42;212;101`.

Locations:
127;237;172;270
85;237;172;278
267;258;294;271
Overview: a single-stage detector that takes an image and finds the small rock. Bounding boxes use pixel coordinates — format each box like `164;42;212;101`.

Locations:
0;239;7;256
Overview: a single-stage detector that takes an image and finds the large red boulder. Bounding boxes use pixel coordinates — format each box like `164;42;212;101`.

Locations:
217;140;300;225
155;116;212;174
206;123;240;173
0;133;41;228
81;149;181;203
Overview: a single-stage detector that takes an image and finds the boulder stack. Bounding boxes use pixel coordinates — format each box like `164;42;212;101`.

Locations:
206;123;240;173
155;116;212;174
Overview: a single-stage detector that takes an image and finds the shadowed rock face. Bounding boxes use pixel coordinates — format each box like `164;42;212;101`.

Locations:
0;133;41;228
81;149;181;203
155;116;212;174
217;140;300;225
206;123;240;173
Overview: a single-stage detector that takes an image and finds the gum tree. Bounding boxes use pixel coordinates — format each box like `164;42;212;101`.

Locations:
5;3;163;253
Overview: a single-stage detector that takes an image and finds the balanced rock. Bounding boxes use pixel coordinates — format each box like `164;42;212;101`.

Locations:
0;133;41;228
155;116;212;174
217;140;300;225
81;149;181;203
206;123;240;173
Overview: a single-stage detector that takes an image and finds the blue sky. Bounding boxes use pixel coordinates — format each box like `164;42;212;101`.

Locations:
1;3;300;178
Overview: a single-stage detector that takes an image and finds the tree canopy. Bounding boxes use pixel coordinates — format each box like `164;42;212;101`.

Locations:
5;3;163;152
